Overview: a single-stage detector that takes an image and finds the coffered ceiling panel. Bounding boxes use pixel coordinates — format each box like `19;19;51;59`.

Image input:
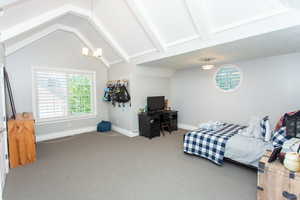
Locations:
94;0;155;57
136;0;198;45
206;0;287;31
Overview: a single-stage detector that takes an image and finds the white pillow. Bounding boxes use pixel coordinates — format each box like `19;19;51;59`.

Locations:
248;116;264;139
264;120;272;142
238;127;253;137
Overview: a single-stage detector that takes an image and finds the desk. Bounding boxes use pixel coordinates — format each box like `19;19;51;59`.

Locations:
138;110;178;139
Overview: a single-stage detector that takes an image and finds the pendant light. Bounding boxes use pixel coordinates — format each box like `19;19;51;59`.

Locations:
81;0;103;59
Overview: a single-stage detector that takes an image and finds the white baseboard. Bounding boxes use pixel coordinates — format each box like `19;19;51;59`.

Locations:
112;125;138;137
178;123;198;131
36;126;96;142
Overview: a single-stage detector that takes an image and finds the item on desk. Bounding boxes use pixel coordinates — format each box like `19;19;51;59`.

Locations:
138;108;144;113
283;152;300;172
164;99;168;110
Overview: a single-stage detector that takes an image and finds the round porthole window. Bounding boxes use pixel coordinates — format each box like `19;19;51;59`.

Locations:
214;65;242;92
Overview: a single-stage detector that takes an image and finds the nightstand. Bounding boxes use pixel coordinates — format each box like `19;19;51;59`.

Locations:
257;151;300;200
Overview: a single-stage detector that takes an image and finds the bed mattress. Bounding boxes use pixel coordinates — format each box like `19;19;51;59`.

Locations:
225;134;273;167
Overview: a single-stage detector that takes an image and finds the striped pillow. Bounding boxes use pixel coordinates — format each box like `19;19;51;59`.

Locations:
260;116;272;142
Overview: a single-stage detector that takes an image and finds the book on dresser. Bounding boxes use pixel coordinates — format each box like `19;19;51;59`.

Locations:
257;151;300;200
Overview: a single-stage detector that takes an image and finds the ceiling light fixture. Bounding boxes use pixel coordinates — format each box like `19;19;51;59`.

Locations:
201;58;216;70
202;64;215;70
81;0;103;59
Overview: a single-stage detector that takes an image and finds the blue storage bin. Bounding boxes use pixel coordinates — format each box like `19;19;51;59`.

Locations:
97;121;112;132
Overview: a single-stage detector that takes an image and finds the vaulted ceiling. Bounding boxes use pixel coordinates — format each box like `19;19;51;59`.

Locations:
0;0;300;68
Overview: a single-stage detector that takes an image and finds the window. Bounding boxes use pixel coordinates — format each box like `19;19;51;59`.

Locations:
214;65;242;92
33;68;96;123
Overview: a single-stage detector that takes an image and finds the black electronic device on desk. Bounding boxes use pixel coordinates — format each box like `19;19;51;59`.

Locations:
138;96;178;139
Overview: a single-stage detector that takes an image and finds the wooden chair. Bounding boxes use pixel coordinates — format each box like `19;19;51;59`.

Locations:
160;122;169;136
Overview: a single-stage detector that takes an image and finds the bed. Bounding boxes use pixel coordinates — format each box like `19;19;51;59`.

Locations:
183;123;273;168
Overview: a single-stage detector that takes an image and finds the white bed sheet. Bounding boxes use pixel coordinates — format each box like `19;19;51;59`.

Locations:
225;134;273;168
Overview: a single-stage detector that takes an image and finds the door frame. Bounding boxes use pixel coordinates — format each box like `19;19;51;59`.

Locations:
0;64;9;200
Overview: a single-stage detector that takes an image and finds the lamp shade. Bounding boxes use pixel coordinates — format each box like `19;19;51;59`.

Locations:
82;47;89;56
93;48;103;58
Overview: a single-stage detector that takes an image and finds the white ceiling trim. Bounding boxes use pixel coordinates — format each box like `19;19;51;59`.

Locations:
108;59;124;65
166;35;199;48
182;0;212;38
0;4;129;63
5;24;110;68
181;0;202;37
212;7;290;34
129;48;157;60
125;0;166;52
0;5;72;41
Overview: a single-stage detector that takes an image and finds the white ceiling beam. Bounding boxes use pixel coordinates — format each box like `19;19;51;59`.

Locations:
5;24;111;68
0;4;129;63
124;0;166;52
182;0;212;38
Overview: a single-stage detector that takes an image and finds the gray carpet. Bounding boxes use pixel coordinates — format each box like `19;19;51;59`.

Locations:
4;131;257;200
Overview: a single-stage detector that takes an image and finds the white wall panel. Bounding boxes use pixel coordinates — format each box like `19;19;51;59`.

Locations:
95;0;155;57
137;0;198;44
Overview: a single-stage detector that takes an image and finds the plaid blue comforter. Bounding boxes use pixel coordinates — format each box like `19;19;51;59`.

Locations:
184;124;246;165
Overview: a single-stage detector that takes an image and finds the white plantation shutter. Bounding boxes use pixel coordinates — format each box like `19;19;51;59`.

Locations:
35;71;68;119
33;68;96;122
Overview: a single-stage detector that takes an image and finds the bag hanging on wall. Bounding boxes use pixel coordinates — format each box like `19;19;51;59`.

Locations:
103;80;131;107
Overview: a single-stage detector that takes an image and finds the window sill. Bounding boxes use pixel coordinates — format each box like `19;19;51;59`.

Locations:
36;114;97;126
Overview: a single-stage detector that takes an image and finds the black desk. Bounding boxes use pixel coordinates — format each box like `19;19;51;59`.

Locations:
138;110;178;139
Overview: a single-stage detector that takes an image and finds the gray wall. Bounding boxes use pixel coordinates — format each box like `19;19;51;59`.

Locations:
171;52;300;128
6;31;109;136
0;43;4;65
108;63;173;131
107;63;134;130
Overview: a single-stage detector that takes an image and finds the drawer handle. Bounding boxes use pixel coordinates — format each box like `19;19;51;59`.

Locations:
283;191;297;200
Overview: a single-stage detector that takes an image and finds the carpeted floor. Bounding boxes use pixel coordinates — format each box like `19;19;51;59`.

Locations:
4;130;257;200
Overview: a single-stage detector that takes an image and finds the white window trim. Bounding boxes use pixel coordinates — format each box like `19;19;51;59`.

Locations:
32;66;97;125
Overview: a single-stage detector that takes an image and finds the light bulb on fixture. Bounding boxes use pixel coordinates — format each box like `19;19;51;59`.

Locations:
82;47;89;56
93;48;103;58
200;57;216;70
202;64;215;70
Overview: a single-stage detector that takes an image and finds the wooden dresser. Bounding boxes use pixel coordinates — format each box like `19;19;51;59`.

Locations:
8;113;36;168
257;151;300;200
